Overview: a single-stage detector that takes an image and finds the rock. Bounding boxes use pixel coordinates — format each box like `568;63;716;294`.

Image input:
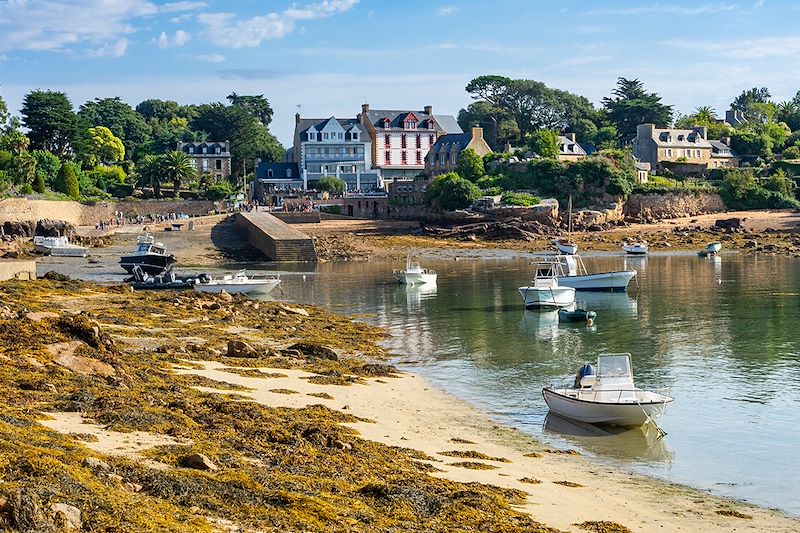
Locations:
202;302;221;310
25;356;44;369
25;311;59;322
83;457;111;471
50;503;81;530
332;439;352;451
279;304;310;317
0;305;15;319
180;453;218;471
218;290;233;302
42;271;71;281
105;473;123;483
123;482;143;493
227;339;258;358
287;342;338;361
714;217;744;230
47;341;116;377
743;240;758;249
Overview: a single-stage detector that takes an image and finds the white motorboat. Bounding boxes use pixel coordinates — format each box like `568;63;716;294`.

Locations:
555;254;636;292
33;235;88;257
518;261;576;309
193;270;281;295
393;257;437;285
622;242;648;255
543;353;673;427
706;241;722;253
554;238;578;255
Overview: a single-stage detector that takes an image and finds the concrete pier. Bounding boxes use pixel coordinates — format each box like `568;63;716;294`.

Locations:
235;212;317;262
0;259;36;281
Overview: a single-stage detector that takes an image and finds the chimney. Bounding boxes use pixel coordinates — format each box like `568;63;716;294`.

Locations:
295;112;301;125
692;126;708;139
721;135;731;146
565;132;576;142
636;123;655;140
472;126;484;140
362;103;370;114
424;105;433;116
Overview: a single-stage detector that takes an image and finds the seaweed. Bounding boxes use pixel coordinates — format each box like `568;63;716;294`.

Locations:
307;392;334;400
574;521;633;533
448;461;499;470
552;481;583;488
715;509;753;519
438;450;511;463
519;477;541;485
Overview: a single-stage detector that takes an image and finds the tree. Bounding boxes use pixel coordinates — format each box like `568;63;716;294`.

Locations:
455;148;485;182
226;93;274;127
85;126;125;166
424;172;481;210
135;154;163;198
55;162;80;199
30;150;61;187
731;87;771;114
13;153;37;185
20;90;78;156
601;78;673;139
317;175;345;195
161;150;196;197
78;97;152;158
694;106;717;123
457;101;517;150
135;99;183;122
33;172;46;193
528;130;560;159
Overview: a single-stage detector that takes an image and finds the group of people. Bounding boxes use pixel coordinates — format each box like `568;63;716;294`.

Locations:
95;210;189;230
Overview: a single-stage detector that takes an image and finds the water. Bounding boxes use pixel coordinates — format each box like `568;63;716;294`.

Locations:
275;254;800;515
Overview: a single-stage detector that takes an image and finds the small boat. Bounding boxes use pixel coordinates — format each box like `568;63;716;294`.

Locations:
555;254;637;292
120;233;176;275
543;353;673;427
554;238;578;255
518;261;576;309
699;241;721;257
393;257;437;285
558;308;597;323
128;267;194;291
193;270;281;295
622;242;648;255
33;235;88;257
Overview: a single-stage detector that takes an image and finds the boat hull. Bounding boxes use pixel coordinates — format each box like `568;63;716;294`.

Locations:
543;388;672;426
623;245;647;255
395;272;437;285
557;270;636;291
558;308;596;322
120;255;176;276
194;280;281;295
555;241;578;255
518;286;575;308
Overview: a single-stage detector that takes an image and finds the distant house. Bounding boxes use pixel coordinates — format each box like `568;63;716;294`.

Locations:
725;109;747;127
557;133;588;162
291;114;381;192
632;124;738;173
178;141;231;180
253;161;302;198
358;103;462;181
425;127;493;176
634;161;651;183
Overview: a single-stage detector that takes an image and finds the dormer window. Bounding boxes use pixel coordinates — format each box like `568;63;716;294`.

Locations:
286;168;292;178
678;134;685;141
383;118;390;128
188;146;194;154
427;120;435;130
352;132;358;140
202;147;207;154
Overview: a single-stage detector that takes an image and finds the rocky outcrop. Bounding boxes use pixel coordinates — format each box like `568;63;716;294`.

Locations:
227;339;258;358
47;341;116;377
180;453;218;471
624;192;725;221
0;219;76;238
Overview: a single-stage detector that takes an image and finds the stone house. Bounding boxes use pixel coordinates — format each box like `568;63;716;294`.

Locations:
178;141;231;180
358;103;462;182
425;127;493;176
632;124;738;174
557;133;588;162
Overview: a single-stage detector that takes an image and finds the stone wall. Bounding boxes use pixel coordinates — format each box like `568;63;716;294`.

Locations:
0;199;218;226
0;259;36;281
624;191;725;220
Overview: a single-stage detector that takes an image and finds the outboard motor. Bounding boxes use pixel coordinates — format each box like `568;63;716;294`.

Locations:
198;273;210;283
573;363;596;388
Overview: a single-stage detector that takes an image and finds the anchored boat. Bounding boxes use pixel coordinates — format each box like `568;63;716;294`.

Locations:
120;233;176;276
393;257;437;285
622;242;648;255
555;254;637;291
193;270;281;296
543;353;673;427
33;235;88;257
518;261;576;309
554;238;578;255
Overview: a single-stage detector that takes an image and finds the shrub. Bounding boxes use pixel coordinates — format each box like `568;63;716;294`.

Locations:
30;150;61;186
718;168;800;209
0;150;13;170
19;183;33;195
34;172;46;193
55;162;80;199
528;130;560;159
500;192;540;206
317;175;346;195
321;205;341;215
424;172;481;210
456;148;485;182
204;181;233;201
782;145;800;160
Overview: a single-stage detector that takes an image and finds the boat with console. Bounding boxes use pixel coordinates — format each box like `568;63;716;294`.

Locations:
558;308;597;323
119;233;176;275
555;254;637;291
518;261;576;309
393;257;437;285
193;270;281;295
622;242;648;255
543;353;673;427
33;235;88;257
554;238;578;255
699;241;722;257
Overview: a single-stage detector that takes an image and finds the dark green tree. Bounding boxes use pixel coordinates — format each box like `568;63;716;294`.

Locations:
162;150;196;197
457;101;517;150
135;99;183;122
135;154;163;198
528;130;560;159
424;172;481;210
226;93;274;127
20;90;79;156
77;97;152;158
455;148;485;182
33;171;46;193
13;152;37;185
731;87;771;114
601;78;673;139
55;162;80;198
317;175;346;195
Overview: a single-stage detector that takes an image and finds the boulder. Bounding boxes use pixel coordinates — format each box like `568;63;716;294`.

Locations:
227;340;258;358
287;342;338;361
25;311;59;322
83;457;111;471
50;503;81;530
47;341;116;377
180;453;218;471
714;217;744;230
218;290;233;302
279;304;310;317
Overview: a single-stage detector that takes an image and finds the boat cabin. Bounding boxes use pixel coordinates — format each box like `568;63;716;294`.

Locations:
134;234;168;257
529;261;566;287
580;353;637;401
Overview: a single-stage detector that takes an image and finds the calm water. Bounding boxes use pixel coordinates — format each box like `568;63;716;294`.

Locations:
275;254;800;515
48;251;800;513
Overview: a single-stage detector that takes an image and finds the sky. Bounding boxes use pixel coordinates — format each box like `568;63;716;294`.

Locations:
2;0;800;145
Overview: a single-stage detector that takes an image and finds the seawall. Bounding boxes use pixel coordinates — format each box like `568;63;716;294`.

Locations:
624;191;725;221
234;212;317;262
0;199;218;226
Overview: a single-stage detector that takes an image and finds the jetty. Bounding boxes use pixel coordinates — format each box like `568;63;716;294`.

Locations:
235;212;317;262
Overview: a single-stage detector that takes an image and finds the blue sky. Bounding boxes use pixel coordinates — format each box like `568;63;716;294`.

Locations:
2;0;800;145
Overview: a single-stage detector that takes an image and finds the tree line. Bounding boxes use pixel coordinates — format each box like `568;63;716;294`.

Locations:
0;90;283;200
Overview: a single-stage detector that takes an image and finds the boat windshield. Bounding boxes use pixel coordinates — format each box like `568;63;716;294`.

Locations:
135;243;151;254
597;354;632;377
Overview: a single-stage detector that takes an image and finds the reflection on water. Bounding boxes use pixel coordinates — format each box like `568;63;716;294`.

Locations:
543;413;673;464
262;254;800;514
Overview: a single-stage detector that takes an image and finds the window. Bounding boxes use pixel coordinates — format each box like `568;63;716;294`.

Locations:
696;149;701;158
451;153;457;164
429;134;435;145
202;159;209;171
415;135;421;148
267;169;273;178
416;150;422;164
202;147;207;154
215;159;222;170
385;151;391;164
215;146;221;154
188;146;194;154
353;132;358;140
401;134;407;148
666;149;673;157
401;151;407;165
286;168;292;177
338;132;343;139
428;121;435;129
440;154;446;165
384;134;391;147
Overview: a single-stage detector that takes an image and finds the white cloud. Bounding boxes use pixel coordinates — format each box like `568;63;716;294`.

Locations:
584;3;736;16
87;38;129;58
170;14;193;23
754;0;766;7
0;0;202;55
198;53;225;63
197;0;358;48
156;29;191;48
436;5;458;16
665;36;800;59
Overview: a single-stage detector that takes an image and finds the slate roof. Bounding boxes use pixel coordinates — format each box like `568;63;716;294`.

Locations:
709;140;737;157
431;132;472;153
255;161;300;180
649;128;713;149
558;136;587;156
296;117;363;137
364;109;462;134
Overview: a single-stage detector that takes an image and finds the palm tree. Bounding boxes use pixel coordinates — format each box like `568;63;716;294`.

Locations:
162;151;196;198
136;154;162;199
694;106;716;123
